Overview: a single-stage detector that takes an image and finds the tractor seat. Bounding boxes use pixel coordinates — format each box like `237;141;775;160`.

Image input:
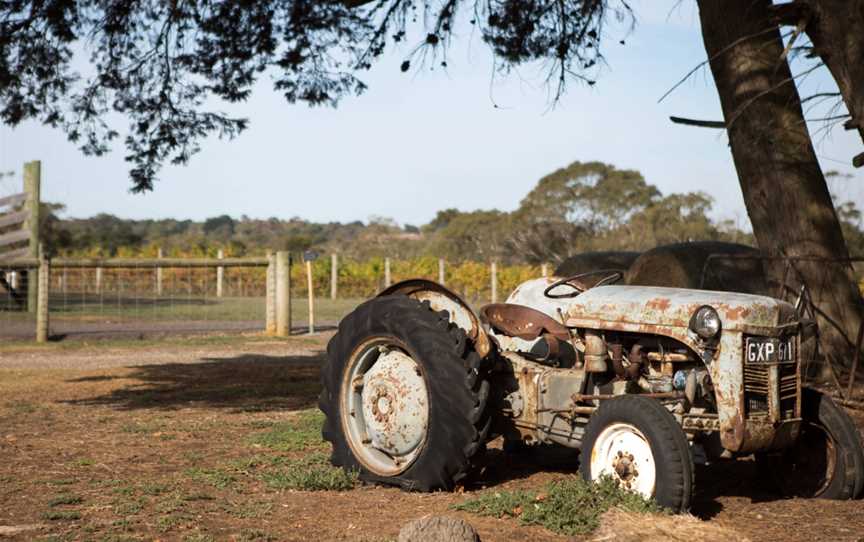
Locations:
480;303;570;341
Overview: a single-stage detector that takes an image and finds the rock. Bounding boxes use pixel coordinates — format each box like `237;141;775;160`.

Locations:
398;515;480;542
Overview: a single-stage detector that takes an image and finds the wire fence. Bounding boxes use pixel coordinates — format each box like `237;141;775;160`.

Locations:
0;263;267;340
0;254;547;342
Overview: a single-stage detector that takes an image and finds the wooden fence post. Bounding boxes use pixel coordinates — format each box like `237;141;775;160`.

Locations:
36;248;49;343
490;261;498;303
265;251;276;334
384;257;392;288
95;266;103;295
306;257;315;334
276;251;291;337
541;263;548;278
216;249;224;298
156;248;163;296
24;161;40;313
438;258;445;285
330;253;338;300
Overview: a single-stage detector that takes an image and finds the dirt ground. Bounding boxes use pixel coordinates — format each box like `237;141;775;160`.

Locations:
1;334;863;542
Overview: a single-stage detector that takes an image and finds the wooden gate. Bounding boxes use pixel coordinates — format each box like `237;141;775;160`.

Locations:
0;160;41;309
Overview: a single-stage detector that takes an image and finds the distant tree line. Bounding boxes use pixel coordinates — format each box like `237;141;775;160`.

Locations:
42;161;864;265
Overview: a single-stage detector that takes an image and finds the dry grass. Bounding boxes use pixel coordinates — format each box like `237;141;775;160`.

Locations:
592;509;750;541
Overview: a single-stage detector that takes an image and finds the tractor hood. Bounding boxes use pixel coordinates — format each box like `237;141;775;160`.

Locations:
566;285;797;332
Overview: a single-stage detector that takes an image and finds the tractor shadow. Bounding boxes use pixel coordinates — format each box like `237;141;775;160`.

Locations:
467;444;581;489
690;458;787;519
61;353;325;413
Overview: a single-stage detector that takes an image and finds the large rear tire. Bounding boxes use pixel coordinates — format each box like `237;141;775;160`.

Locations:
757;388;864;499
320;295;491;491
579;395;694;512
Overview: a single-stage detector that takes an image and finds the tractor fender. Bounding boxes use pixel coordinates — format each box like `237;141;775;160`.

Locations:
378;279;492;358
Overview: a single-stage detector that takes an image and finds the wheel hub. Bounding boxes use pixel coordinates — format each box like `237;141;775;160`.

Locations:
359;347;428;459
613;451;639;483
590;423;657;497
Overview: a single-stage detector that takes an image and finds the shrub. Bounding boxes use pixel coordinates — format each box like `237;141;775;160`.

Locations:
454;476;666;536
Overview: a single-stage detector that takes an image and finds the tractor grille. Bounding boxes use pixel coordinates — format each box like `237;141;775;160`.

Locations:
743;337;800;420
743;364;770;415
779;363;798;418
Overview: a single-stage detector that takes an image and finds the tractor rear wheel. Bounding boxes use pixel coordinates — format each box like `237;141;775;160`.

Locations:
579;395;694;512
320;295;491;491
757;388;864;499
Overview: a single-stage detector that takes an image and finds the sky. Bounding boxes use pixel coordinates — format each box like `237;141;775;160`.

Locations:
0;1;860;228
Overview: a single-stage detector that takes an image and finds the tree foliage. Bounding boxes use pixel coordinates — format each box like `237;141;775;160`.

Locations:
40;159;783;264
0;0;633;191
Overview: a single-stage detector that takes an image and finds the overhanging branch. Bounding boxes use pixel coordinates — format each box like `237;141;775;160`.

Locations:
669;116;726;129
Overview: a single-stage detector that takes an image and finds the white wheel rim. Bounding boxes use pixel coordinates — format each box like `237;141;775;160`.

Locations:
341;339;429;476
590;423;657;498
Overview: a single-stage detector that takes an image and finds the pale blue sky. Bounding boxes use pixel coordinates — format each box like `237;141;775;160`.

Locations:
0;1;860;227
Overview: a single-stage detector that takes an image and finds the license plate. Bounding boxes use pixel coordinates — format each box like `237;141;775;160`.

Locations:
745;337;795;363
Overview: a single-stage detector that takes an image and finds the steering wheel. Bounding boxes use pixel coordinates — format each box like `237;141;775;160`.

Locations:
543;269;624;299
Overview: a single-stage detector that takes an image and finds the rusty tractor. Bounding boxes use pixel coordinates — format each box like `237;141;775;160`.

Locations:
319;272;864;511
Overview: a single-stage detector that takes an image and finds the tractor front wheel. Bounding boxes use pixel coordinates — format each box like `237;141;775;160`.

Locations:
579;395;694;512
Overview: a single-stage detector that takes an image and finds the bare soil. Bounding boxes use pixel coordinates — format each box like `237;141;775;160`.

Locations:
1;335;863;541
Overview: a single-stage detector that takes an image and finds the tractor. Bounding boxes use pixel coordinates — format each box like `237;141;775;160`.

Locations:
319;272;864;511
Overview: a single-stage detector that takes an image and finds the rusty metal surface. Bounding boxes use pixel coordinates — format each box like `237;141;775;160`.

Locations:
505;276;575;322
537;368;588;447
378;279;492;358
499;352;544;442
480;303;570;341
583;330;608;373
566;285;796;332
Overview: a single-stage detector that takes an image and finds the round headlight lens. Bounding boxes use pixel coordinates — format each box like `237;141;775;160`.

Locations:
690;305;721;339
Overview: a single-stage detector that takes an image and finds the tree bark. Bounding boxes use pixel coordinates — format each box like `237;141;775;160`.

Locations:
797;0;864;166
697;0;863;366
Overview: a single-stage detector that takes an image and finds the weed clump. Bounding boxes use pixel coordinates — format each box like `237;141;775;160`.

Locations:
249;409;325;452
454;476;666;536
261;452;357;491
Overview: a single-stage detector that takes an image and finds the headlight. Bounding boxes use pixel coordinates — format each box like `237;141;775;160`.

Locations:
690;305;721;339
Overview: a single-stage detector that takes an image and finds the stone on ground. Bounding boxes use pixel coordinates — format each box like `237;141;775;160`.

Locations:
398;515;480;542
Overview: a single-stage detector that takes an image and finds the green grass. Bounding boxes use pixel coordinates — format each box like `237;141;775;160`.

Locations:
112;498;144;515
226;500;274;519
41;510;82;521
5;400;37;414
261;453;357;491
48;494;83;507
248;409;325;452
236;529;276;542
140;481;173;496
120;421;161;434
453;476;666;536
2;295;361;324
0;327;321;352
185;467;236;489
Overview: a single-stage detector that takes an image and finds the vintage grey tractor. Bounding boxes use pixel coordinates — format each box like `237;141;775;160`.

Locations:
319;272;864;511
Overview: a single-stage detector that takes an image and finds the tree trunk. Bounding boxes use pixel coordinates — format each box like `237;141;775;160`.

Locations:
800;0;864;166
697;0;864;368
